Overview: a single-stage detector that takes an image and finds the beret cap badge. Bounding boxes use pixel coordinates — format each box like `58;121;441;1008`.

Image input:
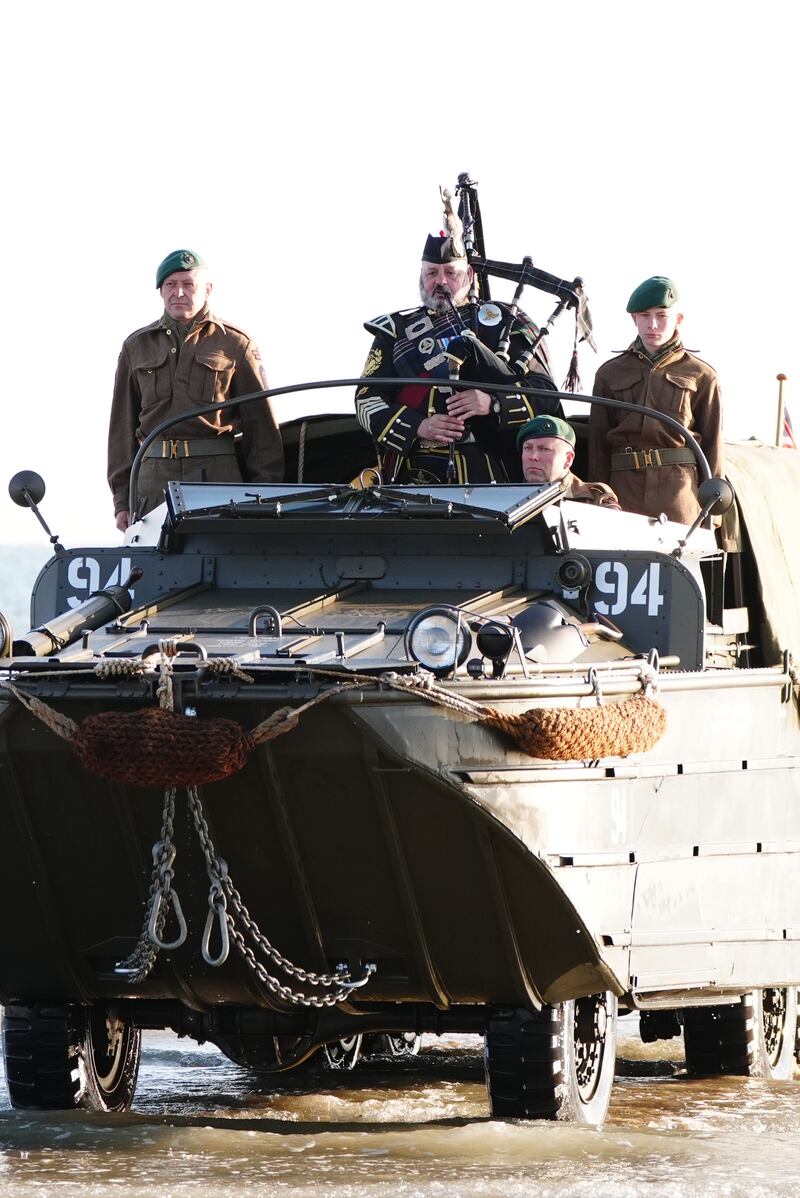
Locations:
517;415;576;450
626;276;680;314
156;248;208;289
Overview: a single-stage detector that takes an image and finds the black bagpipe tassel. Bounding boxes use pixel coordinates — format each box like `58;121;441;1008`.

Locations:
562;312;582;393
562;349;581;393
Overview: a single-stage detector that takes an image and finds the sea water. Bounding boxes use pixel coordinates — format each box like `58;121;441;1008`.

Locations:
0;544;51;637
1;1027;799;1197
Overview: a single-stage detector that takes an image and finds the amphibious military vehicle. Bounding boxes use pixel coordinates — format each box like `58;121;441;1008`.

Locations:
1;370;799;1127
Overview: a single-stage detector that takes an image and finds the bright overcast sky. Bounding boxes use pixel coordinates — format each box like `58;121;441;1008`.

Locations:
0;0;797;549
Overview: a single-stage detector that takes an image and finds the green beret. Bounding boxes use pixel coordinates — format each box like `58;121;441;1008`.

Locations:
156;249;207;289
626;276;680;313
517;415;576;450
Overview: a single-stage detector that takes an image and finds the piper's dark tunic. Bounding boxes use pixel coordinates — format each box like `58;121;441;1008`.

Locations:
355;301;561;483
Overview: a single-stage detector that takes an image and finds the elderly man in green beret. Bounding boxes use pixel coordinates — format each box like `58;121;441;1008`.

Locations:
588;276;723;524
519;415;619;506
108;249;283;530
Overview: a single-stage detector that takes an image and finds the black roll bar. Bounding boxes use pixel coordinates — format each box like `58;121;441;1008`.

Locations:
128;379;711;520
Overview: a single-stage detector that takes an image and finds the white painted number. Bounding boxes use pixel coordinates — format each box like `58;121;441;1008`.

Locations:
630;562;665;617
594;561;664;618
594;562;627;615
66;557;133;609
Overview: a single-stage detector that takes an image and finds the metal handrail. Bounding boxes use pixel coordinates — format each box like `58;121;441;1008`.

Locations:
128;377;712;519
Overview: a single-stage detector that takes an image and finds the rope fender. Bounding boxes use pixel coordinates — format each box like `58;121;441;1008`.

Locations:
481;695;666;759
2;666;666;786
74;707;254;788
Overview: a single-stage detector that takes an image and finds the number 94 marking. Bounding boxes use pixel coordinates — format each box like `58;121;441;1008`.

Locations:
593;561;664;617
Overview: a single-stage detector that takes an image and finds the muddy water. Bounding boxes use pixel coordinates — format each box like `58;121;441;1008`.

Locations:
1;1023;799;1197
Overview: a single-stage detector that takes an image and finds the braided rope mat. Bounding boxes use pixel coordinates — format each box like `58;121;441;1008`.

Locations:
480;695;666;760
74;707;255;787
2;669;666;786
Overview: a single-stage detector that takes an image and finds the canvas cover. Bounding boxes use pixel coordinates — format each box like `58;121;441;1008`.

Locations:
724;440;800;663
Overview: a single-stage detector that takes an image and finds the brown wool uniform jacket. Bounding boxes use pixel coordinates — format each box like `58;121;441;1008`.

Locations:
107;312;284;514
562;471;620;507
588;342;724;524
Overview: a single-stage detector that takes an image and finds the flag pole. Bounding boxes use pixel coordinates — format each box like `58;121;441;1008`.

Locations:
775;372;787;446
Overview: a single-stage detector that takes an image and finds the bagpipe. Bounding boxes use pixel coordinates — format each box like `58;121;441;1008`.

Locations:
451;171;595;391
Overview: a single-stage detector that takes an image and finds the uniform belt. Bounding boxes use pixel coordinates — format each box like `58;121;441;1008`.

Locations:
611;447;696;470
143;437;237;460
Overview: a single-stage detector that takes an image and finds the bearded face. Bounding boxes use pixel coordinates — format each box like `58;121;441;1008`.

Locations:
419;261;473;313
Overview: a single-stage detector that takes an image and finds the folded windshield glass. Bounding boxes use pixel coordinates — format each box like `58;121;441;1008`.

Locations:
166;480;563;527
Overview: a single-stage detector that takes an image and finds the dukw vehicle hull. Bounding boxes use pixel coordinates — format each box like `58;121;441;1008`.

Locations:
1;397;799;1125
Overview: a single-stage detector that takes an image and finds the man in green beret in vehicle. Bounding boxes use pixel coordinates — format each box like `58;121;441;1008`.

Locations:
588;276;723;524
519;415;619;506
108;249;284;531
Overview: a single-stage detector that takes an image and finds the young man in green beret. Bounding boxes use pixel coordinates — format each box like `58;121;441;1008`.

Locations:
588;276;723;523
107;249;284;531
518;415;619;506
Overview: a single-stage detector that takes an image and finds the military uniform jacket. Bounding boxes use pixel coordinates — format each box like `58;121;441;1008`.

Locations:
588;342;723;523
562;471;620;507
355;301;560;483
108;311;284;514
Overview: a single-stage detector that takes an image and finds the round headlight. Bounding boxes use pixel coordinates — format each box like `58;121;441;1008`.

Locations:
406;607;471;674
475;620;514;663
0;611;11;658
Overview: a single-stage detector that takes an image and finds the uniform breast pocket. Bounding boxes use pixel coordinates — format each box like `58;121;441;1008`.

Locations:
134;351;172;410
664;371;698;422
192;350;236;405
601;366;643;407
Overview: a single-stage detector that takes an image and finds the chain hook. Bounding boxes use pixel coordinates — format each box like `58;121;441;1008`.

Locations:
201;881;230;966
147;886;188;950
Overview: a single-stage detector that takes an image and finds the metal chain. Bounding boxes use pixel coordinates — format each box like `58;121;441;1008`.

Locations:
114;787;188;982
114;637;377;1001
224;921;353;1008
186;786;375;1006
116;641;188;982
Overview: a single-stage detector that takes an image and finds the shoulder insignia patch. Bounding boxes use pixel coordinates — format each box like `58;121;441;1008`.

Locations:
369;314;397;337
362;347;383;377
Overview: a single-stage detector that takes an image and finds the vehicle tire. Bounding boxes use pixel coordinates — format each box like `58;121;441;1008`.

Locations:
213;1032;319;1073
81;1005;142;1111
2;1002;141;1112
362;1032;421;1059
484;992;617;1125
383;1032;421;1058
322;1034;363;1070
684;988;797;1079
